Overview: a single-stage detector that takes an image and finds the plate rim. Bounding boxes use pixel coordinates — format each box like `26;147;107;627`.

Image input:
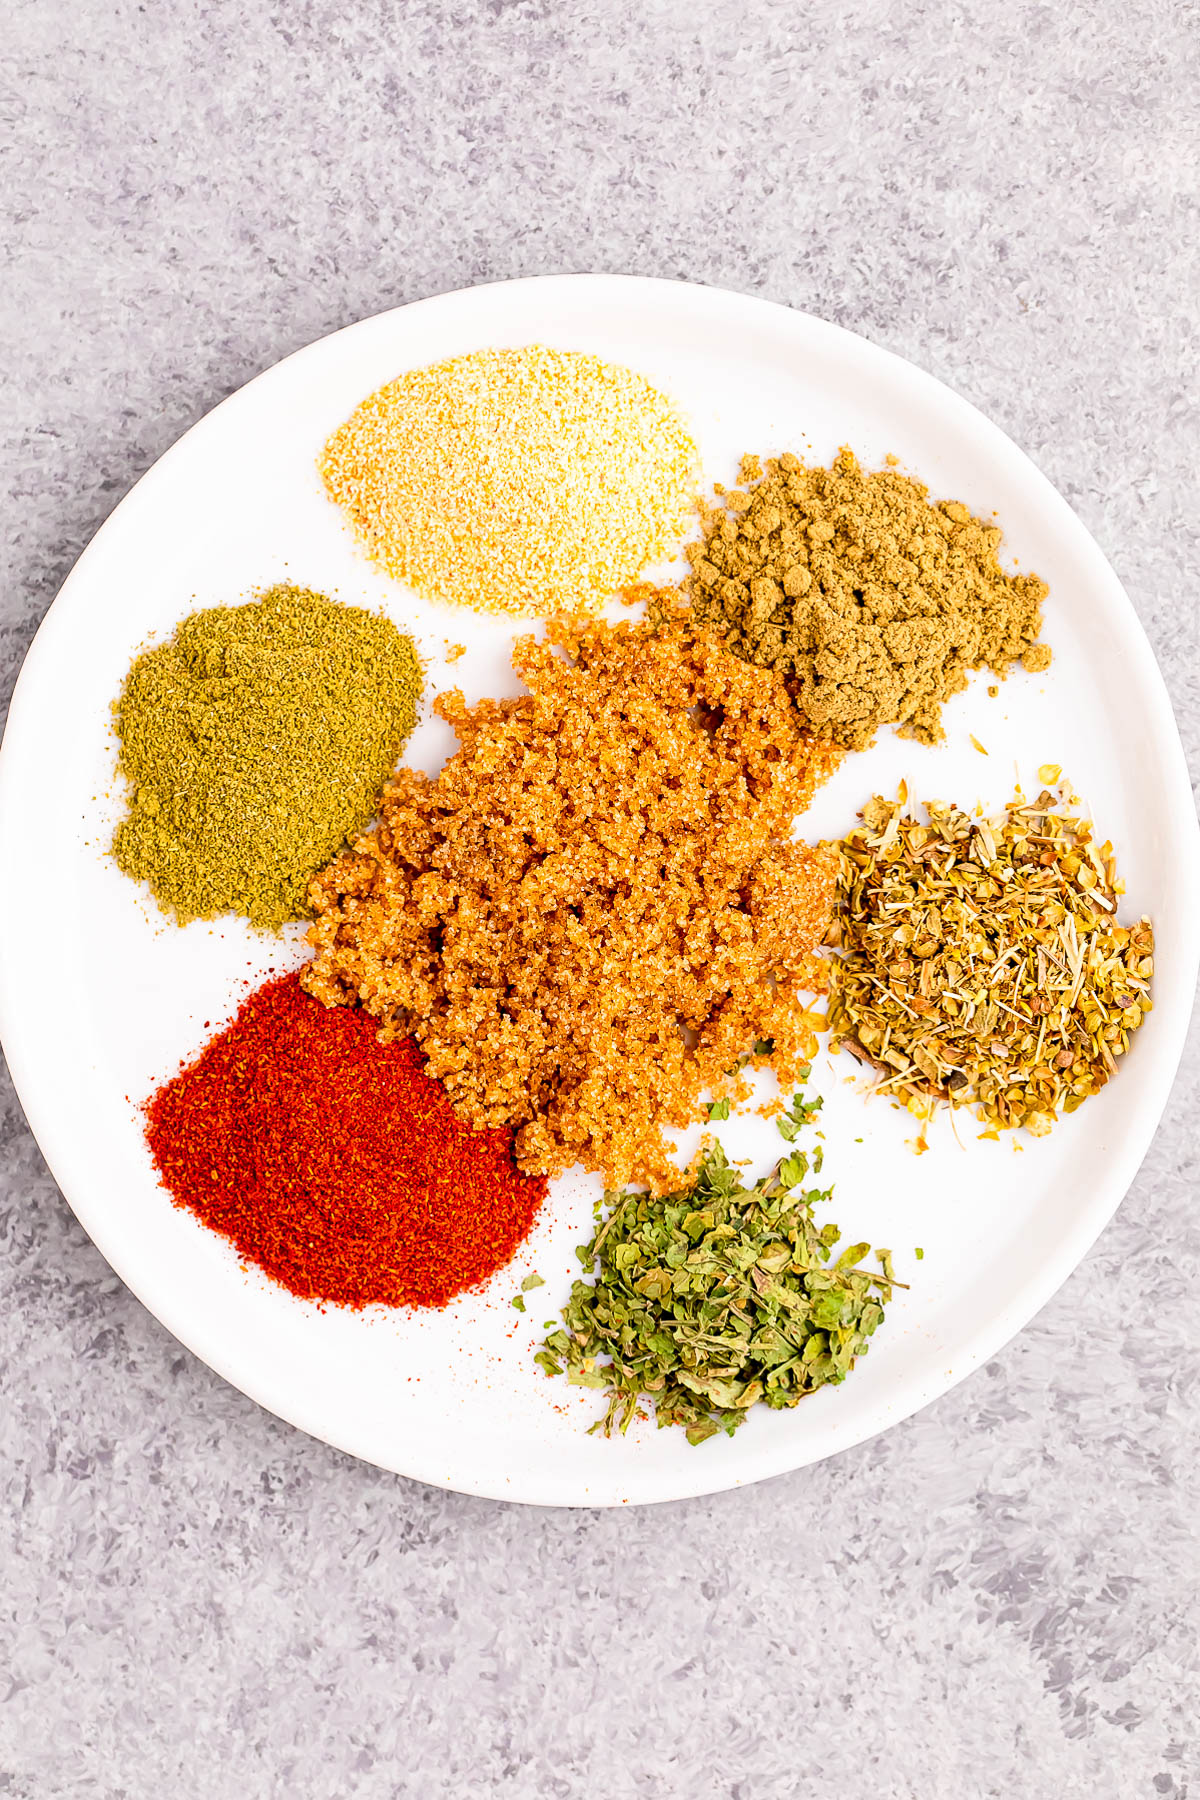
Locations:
2;272;1197;1506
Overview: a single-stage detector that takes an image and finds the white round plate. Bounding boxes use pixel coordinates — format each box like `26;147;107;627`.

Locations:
1;276;1196;1506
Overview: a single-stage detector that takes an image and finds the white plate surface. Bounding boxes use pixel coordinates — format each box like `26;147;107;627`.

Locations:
1;275;1196;1506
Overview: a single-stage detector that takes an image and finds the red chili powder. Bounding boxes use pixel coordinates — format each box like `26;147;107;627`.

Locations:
144;972;546;1309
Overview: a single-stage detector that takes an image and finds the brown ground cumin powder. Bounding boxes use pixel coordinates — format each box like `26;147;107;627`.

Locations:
676;448;1050;750
303;621;839;1192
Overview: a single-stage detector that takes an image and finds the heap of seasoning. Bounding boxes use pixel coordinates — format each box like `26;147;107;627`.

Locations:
304;619;840;1193
112;584;421;929
826;781;1155;1135
145;973;545;1309
537;1128;895;1446
321;346;698;616
672;447;1050;749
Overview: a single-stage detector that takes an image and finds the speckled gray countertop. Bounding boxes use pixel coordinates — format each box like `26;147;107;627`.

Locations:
2;2;1198;1794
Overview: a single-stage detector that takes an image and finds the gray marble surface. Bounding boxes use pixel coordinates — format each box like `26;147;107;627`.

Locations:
3;1;1198;1794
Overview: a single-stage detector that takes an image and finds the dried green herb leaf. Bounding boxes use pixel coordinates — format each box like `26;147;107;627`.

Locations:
537;1092;893;1445
686;1418;725;1446
779;1089;824;1133
707;1098;731;1121
520;1272;545;1292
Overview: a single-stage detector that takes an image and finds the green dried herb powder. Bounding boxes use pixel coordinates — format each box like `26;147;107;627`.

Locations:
538;1136;895;1445
112;584;421;929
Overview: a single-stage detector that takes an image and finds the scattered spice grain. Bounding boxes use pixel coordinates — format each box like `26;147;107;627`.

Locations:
675;447;1049;748
145;972;545;1309
321;346;698;616
304;620;840;1193
826;785;1154;1135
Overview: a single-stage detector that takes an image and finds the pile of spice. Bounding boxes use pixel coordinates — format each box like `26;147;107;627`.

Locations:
826;782;1154;1135
113;584;421;929
145;972;545;1309
538;1135;894;1445
674;447;1050;748
320;346;698;616
303;620;840;1192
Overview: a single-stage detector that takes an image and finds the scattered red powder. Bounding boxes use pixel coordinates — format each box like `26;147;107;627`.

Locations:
144;972;546;1309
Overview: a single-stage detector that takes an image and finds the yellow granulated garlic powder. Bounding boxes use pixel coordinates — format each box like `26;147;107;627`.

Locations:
320;346;698;616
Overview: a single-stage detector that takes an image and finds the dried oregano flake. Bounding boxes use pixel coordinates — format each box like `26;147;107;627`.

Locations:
537;1127;895;1447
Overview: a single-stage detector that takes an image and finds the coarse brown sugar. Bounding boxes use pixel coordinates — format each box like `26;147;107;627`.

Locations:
321;346;698;617
303;621;840;1192
675;447;1050;749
